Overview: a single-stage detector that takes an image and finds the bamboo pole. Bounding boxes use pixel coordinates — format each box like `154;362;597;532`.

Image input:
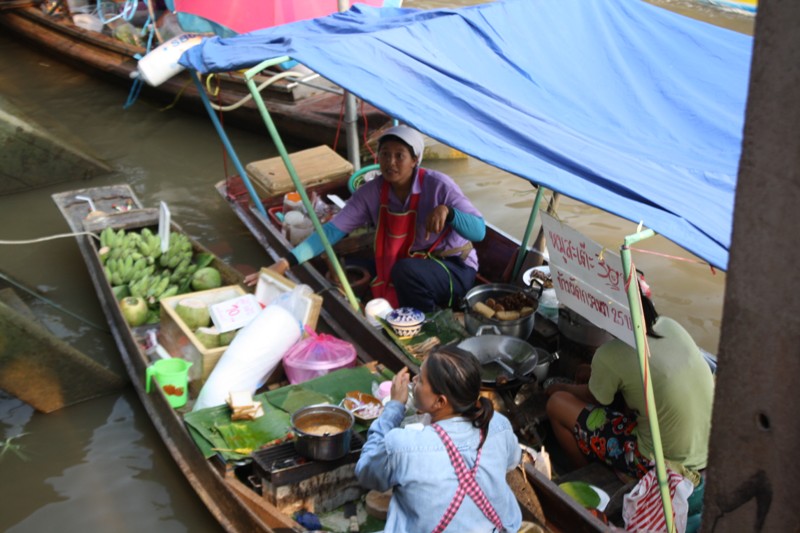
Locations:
530;191;561;266
242;59;360;310
510;185;545;281
620;228;675;533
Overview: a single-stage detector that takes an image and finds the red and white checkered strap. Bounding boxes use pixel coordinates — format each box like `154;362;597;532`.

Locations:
431;423;505;533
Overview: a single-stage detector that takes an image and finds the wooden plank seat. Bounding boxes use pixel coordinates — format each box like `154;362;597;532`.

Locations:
555;462;633;525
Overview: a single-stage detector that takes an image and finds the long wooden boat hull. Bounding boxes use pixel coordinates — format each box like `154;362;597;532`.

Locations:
2;7;390;147
215;177;612;532
53;185;303;532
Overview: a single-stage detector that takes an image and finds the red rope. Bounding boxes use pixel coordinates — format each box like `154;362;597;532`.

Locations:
361;100;378;163
630;247;717;276
211;78;233;197
332;95;346;152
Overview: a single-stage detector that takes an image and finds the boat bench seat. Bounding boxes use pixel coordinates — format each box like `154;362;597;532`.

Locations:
246;145;354;200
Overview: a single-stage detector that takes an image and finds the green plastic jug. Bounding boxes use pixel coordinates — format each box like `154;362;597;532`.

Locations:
146;358;192;408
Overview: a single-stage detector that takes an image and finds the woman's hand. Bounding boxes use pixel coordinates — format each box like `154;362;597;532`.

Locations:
425;205;450;240
390;367;410;404
244;272;261;287
243;258;290;287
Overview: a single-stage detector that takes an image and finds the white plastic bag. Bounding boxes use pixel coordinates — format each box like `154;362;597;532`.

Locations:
623;468;694;532
192;305;302;411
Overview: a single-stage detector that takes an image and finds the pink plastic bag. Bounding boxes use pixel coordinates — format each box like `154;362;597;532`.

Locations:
281;329;357;384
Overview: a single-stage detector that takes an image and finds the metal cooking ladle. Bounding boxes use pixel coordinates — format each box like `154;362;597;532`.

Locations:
484;356;520;378
488;356;540;381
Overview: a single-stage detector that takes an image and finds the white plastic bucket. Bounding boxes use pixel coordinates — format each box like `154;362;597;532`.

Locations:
136;33;202;87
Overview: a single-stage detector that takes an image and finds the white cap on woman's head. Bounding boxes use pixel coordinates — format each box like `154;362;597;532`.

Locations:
378;125;424;165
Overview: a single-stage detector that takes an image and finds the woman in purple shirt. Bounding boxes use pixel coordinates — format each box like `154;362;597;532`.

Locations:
260;125;485;312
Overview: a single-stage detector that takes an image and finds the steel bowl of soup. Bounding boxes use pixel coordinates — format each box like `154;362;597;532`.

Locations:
291;404;354;461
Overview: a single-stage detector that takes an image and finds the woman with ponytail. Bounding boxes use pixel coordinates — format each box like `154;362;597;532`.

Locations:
355;347;522;532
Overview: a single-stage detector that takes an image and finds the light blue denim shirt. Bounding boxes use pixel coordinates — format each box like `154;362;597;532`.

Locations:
355;401;522;532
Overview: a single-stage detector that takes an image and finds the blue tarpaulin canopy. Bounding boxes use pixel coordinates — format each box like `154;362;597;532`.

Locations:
180;0;752;270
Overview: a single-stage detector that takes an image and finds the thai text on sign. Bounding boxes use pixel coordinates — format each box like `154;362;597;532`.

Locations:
541;213;635;347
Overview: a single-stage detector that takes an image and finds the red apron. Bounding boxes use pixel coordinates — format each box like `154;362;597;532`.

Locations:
431;423;505;533
370;169;427;307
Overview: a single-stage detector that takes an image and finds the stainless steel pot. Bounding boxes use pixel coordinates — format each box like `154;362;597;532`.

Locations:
456;326;539;386
532;349;559;383
464;283;540;340
291;404;354;461
557;308;613;348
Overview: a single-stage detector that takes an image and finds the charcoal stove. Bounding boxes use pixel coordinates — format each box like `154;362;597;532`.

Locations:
251;433;366;515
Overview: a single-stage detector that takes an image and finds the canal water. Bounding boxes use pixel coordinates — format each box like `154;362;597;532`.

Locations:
0;1;753;531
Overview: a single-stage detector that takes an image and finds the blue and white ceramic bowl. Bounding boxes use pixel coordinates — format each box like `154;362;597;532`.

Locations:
385;307;425;337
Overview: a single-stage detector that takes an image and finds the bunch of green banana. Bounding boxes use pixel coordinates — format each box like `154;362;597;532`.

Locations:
159;232;193;269
168;256;199;284
128;273;179;308
136;228;162;262
99;227;127;249
104;256;139;286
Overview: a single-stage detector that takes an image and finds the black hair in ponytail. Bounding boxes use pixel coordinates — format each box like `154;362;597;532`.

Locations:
425;347;494;437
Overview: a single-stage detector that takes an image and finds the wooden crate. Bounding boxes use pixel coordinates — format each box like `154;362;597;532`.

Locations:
158;285;246;388
245;145;354;200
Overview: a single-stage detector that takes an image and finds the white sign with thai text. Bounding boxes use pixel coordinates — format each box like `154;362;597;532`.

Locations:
541;213;635;347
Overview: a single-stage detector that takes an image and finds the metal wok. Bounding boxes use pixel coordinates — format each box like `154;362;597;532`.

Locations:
455;326;539;386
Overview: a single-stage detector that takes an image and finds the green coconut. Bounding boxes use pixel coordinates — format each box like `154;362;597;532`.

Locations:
191;267;222;291
175;298;211;329
120;297;148;327
219;329;238;346
194;326;220;349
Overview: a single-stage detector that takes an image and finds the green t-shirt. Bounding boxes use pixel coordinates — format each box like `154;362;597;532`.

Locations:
588;317;714;471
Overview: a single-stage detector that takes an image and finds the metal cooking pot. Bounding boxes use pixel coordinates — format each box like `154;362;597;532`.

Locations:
532;350;559;383
456;326;539;386
464;283;541;340
557;308;613;348
291;404;354;461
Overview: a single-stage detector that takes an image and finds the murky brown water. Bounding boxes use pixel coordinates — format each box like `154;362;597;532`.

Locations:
0;1;753;530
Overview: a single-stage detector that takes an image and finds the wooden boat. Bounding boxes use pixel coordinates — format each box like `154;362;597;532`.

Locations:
56;184;605;533
0;270;125;412
0;5;390;148
51;184;417;532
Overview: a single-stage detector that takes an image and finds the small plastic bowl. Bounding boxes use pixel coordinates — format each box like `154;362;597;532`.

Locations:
385;307;425;338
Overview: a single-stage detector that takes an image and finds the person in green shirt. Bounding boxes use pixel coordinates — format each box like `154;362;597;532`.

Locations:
545;287;714;483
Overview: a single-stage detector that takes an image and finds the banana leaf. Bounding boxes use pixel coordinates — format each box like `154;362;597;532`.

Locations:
264;366;382;411
380;308;468;365
184;398;291;461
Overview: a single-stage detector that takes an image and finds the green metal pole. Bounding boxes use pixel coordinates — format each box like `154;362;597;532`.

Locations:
243;59;360;310
511;185;545;281
620;228;675;533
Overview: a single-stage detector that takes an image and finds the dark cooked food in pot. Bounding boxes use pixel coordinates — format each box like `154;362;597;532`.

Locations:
473;291;537;320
